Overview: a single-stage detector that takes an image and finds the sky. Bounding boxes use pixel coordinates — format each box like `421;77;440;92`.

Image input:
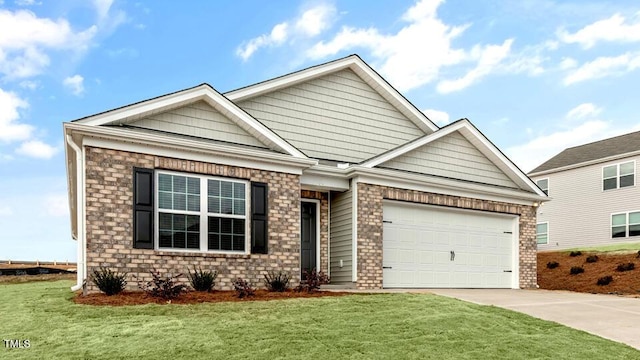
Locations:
1;0;640;262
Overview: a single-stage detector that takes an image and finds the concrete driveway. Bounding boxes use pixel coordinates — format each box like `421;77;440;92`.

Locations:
429;289;640;350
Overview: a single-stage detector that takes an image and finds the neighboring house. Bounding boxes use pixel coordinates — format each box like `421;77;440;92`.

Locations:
529;131;640;250
64;55;546;293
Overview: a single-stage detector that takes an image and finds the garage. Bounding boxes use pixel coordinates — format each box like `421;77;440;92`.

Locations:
382;201;518;288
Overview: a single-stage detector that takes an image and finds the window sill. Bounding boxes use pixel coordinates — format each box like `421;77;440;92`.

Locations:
153;249;251;259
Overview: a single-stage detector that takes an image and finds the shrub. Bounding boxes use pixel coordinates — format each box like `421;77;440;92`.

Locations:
138;269;188;300
187;267;217;292
263;271;291;292
569;251;582;257
586;255;599;263
616;263;635;272
295;269;329;293
636;250;640;258
233;278;255;298
546;261;559;269
569;266;584;275
597;275;613;286
91;267;127;296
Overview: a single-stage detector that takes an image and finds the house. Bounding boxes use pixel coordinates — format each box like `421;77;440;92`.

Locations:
529;130;640;250
64;54;546;293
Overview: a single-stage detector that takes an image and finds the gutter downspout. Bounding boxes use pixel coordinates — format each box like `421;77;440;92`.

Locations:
67;135;86;292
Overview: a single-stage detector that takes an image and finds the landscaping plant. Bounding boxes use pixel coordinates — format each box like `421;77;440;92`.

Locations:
263;270;291;292
91;267;127;296
138;269;188;300
569;251;582;257
187;267;217;292
296;268;329;293
586;255;599;263
546;261;560;269
569;266;584;275
597;276;613;286
232;278;255;298
616;263;635;272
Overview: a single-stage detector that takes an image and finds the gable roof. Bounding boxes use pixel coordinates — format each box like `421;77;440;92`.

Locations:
529;130;640;175
72;84;306;158
225;54;438;134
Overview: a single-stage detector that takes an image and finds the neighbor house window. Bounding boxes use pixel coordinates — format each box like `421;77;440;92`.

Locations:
157;171;248;253
611;211;640;238
536;178;549;195
603;161;635;191
536;222;548;245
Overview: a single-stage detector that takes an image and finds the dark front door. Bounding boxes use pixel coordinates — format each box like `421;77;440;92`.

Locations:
301;202;317;278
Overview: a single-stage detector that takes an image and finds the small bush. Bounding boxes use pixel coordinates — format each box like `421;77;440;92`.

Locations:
546;261;560;269
569;266;584;275
138;269;188;300
569;251;582;257
233;278;255;298
597;275;613;286
263;271;291;292
586;255;599;263
616;263;635;272
187;267;217;292
295;269;329;293
91;267;127;296
636;250;640;258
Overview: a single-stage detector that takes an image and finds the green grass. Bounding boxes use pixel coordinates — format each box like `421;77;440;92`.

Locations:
1;281;638;359
564;241;640;253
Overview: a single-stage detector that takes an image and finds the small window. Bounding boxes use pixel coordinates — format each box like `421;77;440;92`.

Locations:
611;211;640;238
536;179;549;195
603;161;635;191
536;223;548;245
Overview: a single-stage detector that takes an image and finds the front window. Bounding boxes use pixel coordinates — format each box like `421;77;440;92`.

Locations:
612;211;640;238
536;178;549;195
157;172;248;253
603;161;635;191
536;223;548;245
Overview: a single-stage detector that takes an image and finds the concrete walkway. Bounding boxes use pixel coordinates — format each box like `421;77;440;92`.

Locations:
429;289;640;350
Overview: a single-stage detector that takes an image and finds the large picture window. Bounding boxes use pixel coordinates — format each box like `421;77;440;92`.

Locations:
156;171;248;253
603;161;635;191
611;211;640;238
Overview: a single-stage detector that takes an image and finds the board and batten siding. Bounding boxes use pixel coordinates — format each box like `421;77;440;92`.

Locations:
125;101;267;148
534;154;640;250
379;131;517;188
236;69;426;163
329;189;353;283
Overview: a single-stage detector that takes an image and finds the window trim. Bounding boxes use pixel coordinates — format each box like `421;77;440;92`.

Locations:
610;210;640;239
602;160;636;191
536;222;549;245
154;170;250;254
536;178;549;196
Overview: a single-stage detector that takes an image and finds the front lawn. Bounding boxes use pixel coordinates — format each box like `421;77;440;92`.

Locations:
1;281;638;359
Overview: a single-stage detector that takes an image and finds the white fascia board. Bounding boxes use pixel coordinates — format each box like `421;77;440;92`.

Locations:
529;150;640;177
300;173;350;191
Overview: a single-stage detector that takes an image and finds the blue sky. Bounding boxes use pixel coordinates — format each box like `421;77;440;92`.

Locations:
1;0;640;261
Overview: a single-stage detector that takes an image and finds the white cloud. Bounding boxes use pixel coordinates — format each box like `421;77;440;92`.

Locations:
15;0;42;6
422;108;450;125
0;205;12;216
15;139;58;159
559;57;577;70
63;74;84;95
295;4;336;37
558;13;640;49
92;0;127;34
44;193;69;217
0;88;32;142
566;103;601;120
18;79;38;90
237;22;289;61
563;52;640;85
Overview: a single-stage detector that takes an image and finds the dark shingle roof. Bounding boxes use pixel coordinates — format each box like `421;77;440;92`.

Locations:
529;130;640;174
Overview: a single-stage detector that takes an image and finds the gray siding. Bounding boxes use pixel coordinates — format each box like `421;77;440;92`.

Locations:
380;131;517;188
330;189;353;283
127;101;267;148
237;69;425;162
535;155;640;250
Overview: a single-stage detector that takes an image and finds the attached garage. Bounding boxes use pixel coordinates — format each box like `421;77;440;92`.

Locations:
382;201;519;289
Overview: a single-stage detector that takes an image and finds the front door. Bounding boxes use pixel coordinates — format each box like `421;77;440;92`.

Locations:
301;201;317;278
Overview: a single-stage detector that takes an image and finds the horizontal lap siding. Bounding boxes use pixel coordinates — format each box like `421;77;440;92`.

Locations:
534;155;640;250
380;132;516;188
237;69;425;162
329;189;353;283
129;101;266;148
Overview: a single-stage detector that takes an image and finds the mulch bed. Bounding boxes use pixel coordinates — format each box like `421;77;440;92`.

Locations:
538;251;640;296
74;289;358;306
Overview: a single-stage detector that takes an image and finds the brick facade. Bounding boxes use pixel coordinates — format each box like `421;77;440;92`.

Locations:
355;183;538;290
84;146;303;292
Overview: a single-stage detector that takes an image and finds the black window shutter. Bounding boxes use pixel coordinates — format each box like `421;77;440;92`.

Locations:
251;182;268;254
133;168;154;249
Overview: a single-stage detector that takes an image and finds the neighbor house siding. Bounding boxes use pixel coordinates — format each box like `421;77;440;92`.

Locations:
380;131;517;188
329;188;353;283
534;155;640;250
123;101;267;148
236;69;425;162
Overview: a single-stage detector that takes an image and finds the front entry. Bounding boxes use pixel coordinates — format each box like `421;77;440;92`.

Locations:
301;201;317;278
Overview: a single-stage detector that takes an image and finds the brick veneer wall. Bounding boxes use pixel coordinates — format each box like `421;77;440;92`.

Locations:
300;190;329;274
84;146;302;292
356;183;538;290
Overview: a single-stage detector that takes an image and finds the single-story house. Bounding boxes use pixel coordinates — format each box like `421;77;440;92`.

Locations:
529;130;640;250
64;54;547;293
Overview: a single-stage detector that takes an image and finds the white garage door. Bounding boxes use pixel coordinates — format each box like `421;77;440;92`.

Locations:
383;201;518;288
